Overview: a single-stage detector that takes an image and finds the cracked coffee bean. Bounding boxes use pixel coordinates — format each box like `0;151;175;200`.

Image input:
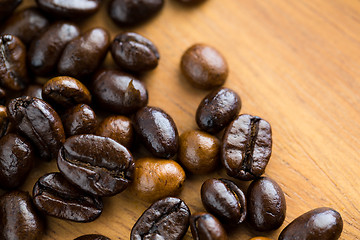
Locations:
74;234;111;240
190;212;227;240
61;104;98;136
0;0;22;22
221;114;272;181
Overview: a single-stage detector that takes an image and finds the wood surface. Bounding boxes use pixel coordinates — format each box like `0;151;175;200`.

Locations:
3;0;360;239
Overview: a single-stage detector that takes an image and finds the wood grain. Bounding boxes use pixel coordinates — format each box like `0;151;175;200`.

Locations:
3;0;360;239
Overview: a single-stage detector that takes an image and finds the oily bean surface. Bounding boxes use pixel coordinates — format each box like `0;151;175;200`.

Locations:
74;234;111;240
22;84;43;99
0;0;22;21
61;104;97;136
0;105;10;138
190;212;227;240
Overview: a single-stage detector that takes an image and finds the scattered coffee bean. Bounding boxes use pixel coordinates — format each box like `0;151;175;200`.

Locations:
22;84;43;99
0;0;22;21
61;104;97;136
74;234;111;240
0;105;10;138
190;212;227;240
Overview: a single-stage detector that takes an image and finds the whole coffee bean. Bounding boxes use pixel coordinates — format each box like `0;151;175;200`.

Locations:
108;0;164;26
181;44;228;89
57;134;134;197
201;178;246;224
196;87;241;133
178;130;220;174
247;177;286;231
131;158;186;202
0;35;29;91
131;197;190;240
0;191;44;240
0;105;10;138
278;207;343;240
74;235;111;240
134;106;178;158
0;0;22;21
221;114;272;181
96;115;133;149
22;84;43;99
58;28;110;79
190;212;227;240
33;172;103;222
249;238;272;240
111;32;159;72
28;22;80;76
7;96;66;160
0;133;34;189
92;69;148;114
61;104;97;136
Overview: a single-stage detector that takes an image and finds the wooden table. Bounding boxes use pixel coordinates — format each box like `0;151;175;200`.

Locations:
7;0;360;239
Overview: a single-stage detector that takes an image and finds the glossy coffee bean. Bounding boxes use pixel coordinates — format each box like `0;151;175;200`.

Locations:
0;191;44;240
108;0;164;26
1;7;50;45
62;104;97;136
0;35;29;91
178;130;220;174
57;134;134;197
247;177;286;231
181;44;228;89
22;84;43;99
196;87;241;133
0;0;22;21
131;197;190;240
134;106;178;158
111;32;159;72
33;172;103;222
0;105;10;138
221;114;272;181
201;178;246;224
190;212;227;240
74;235;111;240
278;207;343;240
58;28;110;79
131;158;186;202
28;22;80;76
249;238;272;240
92;69;148;114
96;115;133;149
7;96;66;160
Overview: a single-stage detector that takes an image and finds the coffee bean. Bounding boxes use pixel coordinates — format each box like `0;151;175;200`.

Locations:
196;87;241;133
22;84;43;99
57;134;134;197
247;177;286;231
249;238;272;240
74;234;111;240
0;105;10;138
61;104;98;136
0;88;6;105
0;0;22;21
190;212;227;240
111;32;159;72
201;178;246;224
33;172;103;222
134;106;179;158
221;114;272;181
131;197;190;240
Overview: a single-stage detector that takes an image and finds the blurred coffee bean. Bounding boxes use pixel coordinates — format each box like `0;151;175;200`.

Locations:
249;238;272;240
190;212;227;240
0;0;22;22
0;88;6;105
61;104;97;136
22;84;43;99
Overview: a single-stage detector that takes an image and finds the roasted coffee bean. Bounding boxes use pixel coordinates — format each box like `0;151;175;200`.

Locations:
178;130;220;174
57;134;134;197
0;88;6;105
0;105;10;138
108;0;164;26
247;177;286;231
131;158;186;202
7;96;66;160
181;44;228;89
111;32;159;72
190;212;227;240
74;234;111;240
134;106;178;158
0;0;22;21
196;87;241;133
278;207;343;240
22;84;43;99
131;197;190;240
0;191;44;240
1;7;50;45
221;114;272;181
92;69;148;114
58;28;110;79
33;172;103;222
249;238;272;240
61;104;97;136
0;35;29;91
201;178;246;224
96;115;133;149
28;22;80;76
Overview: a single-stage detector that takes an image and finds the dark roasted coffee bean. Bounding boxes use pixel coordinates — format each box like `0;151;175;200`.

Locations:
28;22;80;76
33;172;103;222
247;177;286;231
7;96;66;160
108;0;164;26
0;191;44;240
0;105;10;138
74;234;111;240
92;69;148;114
221;114;272;181
134;106;179;158
196;87;241;133
131;197;190;240
111;32;159;72
0;35;29;91
58;28;110;79
22;84;43;99
190;212;227;240
0;0;22;21
62;104;97;136
201;178;246;224
57;134;134;197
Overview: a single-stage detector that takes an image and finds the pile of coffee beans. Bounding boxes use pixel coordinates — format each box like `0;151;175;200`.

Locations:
0;0;344;240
